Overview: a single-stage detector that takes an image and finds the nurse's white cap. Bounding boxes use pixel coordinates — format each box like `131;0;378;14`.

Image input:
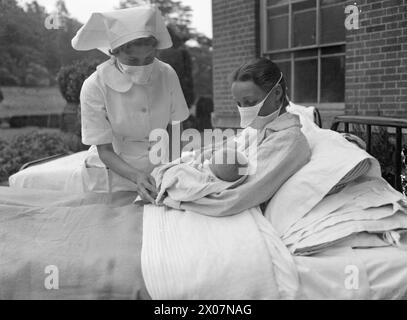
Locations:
71;6;172;55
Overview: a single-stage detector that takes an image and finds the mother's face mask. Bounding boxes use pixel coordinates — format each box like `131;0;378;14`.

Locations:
232;73;283;128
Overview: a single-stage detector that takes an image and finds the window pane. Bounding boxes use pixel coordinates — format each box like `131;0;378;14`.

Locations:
267;0;289;6
321;45;345;56
269;52;291;60
267;15;289;51
321;4;346;44
294;59;317;102
321;56;345;102
292;0;316;11
267;5;289;16
294;48;317;58
293;10;316;47
321;0;345;5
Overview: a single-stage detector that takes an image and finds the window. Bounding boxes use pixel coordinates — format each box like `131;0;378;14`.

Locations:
260;0;346;103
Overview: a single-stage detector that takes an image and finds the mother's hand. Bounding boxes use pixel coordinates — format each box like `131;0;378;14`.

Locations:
131;170;158;204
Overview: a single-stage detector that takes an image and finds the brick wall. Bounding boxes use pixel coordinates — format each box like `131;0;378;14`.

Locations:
345;0;407;117
212;0;407;128
212;0;258;128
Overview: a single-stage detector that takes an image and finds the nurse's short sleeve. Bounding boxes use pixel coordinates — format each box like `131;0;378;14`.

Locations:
80;76;113;145
168;66;190;122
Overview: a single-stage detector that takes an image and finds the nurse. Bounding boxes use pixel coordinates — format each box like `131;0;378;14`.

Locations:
71;6;190;203
162;58;312;216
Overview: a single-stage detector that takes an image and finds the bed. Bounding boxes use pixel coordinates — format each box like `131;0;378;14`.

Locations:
2;106;407;299
1;187;407;300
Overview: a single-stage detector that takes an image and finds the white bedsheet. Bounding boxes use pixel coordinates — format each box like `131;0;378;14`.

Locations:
142;205;300;300
1;186;407;299
8;151;88;192
295;245;407;299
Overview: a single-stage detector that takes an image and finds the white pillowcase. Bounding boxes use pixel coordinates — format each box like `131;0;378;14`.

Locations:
266;105;381;236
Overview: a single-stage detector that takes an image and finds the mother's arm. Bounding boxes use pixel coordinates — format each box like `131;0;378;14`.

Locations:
170;128;311;217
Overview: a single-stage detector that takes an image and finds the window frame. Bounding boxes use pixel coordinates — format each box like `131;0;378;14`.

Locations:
260;0;346;104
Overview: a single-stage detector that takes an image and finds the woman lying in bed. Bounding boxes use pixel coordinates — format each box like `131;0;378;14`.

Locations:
158;58;369;216
159;58;312;215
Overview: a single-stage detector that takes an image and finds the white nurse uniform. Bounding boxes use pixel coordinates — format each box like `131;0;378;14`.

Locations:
77;57;189;192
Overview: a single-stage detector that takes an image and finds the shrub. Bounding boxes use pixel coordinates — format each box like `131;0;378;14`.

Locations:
0;130;73;182
24;63;51;87
351;125;406;195
0;67;21;86
57;59;100;104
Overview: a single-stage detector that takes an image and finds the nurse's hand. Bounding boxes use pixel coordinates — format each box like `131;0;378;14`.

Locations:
131;170;158;204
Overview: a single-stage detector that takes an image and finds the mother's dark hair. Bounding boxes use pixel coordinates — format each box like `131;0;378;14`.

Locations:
230;57;289;106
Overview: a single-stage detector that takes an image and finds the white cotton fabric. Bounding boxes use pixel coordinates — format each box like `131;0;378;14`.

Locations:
264;111;381;237
152;154;247;204
9;151;88;192
166;113;312;216
1;186;407;299
71;6;172;54
266;104;407;255
141;204;300;300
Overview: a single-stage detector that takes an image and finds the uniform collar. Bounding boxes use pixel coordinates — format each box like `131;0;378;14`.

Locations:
96;57;158;92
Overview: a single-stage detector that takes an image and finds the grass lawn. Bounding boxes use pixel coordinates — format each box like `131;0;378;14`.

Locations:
0;86;66;118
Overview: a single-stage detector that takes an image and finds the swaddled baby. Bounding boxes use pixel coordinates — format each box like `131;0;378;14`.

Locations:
152;147;249;204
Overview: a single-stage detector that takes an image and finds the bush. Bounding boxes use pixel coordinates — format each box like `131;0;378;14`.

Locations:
0;130;83;182
0;67;21;86
351;125;406;194
24;63;51;87
57;60;100;104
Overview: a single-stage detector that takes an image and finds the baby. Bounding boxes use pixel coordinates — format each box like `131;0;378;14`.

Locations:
152;146;249;204
206;147;249;182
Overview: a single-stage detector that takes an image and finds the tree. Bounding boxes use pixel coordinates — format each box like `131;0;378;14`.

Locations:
0;0;105;86
188;34;213;99
119;0;193;41
158;27;195;106
0;0;45;85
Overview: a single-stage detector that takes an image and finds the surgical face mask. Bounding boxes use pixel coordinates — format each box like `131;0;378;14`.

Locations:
250;102;283;130
237;72;283;128
117;59;156;85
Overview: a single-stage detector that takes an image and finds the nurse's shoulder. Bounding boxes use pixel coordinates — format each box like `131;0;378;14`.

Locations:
154;58;180;81
80;60;111;98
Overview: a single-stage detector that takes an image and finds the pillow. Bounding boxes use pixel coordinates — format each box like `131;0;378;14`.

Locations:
264;121;381;237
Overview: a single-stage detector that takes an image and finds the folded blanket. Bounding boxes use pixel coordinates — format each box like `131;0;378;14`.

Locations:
141;205;300;299
263;107;407;255
281;177;407;255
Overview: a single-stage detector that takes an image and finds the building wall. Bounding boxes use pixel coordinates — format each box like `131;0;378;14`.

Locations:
212;0;258;128
212;0;407;128
345;0;407;118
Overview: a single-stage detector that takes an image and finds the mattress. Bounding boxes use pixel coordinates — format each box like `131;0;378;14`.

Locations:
0;186;406;299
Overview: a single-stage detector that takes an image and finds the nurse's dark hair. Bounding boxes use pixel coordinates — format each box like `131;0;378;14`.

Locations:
230;57;289;106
